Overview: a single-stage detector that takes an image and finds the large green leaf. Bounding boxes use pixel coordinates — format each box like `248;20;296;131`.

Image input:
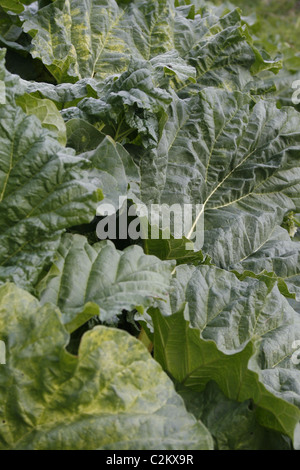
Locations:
22;0;178;83
61;53;196;150
19;77;99;110
66;119;105;153
152;264;300;442
15;92;67;145
139;87;300;268
0;0;38;12
38;234;175;331
77;58;172;148
263;68;300;113
0;0;24;14
226;0;300;112
0;61;135;291
178;381;291;450
0;283;213;450
0;0;299;453
0;53;135;291
173;6;280;97
81;135;137;209
23;0;133;82
22;0;278;85
0;101;103;291
231;225;300;304
0;7;29;53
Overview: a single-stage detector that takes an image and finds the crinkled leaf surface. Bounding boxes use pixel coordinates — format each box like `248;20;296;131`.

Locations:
150;50;196;86
20;77;99;109
0;54;136;291
82;135;135;209
232;225;300;304
172;6;280;97
0;102;102;291
144;234;212;265
0;283;212;450
23;0;138;82
22;0;181;82
77;58;172;148
38;234;175;331
15;92;67;145
178;381;291;450
152;264;300;442
0;7;28;52
264;68;300;112
22;0;277;85
66;119;105;153
140;87;300;268
0;0;299;452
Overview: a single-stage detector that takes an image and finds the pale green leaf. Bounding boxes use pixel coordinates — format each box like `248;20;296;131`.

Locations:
77;58;172;148
139;87;300;268
23;0;277;85
66;118;105;153
178;381;291;450
152;264;300;442
0;282;213;450
231;225;300;305
0;0;24;14
38;234;175;331
0;102;102;291
23;0;135;82
16;92;67;145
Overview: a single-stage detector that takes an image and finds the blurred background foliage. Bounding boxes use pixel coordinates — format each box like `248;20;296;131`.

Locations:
214;0;300;61
210;0;300;112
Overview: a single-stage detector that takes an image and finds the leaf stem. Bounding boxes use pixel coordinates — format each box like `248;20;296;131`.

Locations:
138;327;153;353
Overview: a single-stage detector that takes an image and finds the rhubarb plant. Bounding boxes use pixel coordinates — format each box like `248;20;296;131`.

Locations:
0;0;300;450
